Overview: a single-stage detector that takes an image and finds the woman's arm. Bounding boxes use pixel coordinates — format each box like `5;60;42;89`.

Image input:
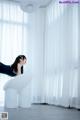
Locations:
17;63;22;75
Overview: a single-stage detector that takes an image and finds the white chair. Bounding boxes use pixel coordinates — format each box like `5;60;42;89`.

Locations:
5;88;18;108
18;85;32;108
4;74;32;108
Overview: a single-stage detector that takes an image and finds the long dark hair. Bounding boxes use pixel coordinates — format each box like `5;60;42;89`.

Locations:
11;55;26;74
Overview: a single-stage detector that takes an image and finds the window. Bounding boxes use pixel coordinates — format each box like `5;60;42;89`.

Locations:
0;2;29;106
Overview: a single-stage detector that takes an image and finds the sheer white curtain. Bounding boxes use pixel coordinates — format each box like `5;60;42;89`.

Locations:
44;3;80;108
31;2;80;109
28;9;46;103
0;2;30;106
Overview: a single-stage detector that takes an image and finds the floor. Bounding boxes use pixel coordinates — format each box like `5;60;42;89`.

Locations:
0;104;80;120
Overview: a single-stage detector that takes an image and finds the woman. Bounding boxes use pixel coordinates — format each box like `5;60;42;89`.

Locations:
0;55;27;77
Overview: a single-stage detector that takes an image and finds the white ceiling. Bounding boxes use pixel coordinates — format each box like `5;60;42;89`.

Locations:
0;0;53;13
0;0;53;7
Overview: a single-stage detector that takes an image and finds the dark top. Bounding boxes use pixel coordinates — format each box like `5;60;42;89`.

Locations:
0;62;17;77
